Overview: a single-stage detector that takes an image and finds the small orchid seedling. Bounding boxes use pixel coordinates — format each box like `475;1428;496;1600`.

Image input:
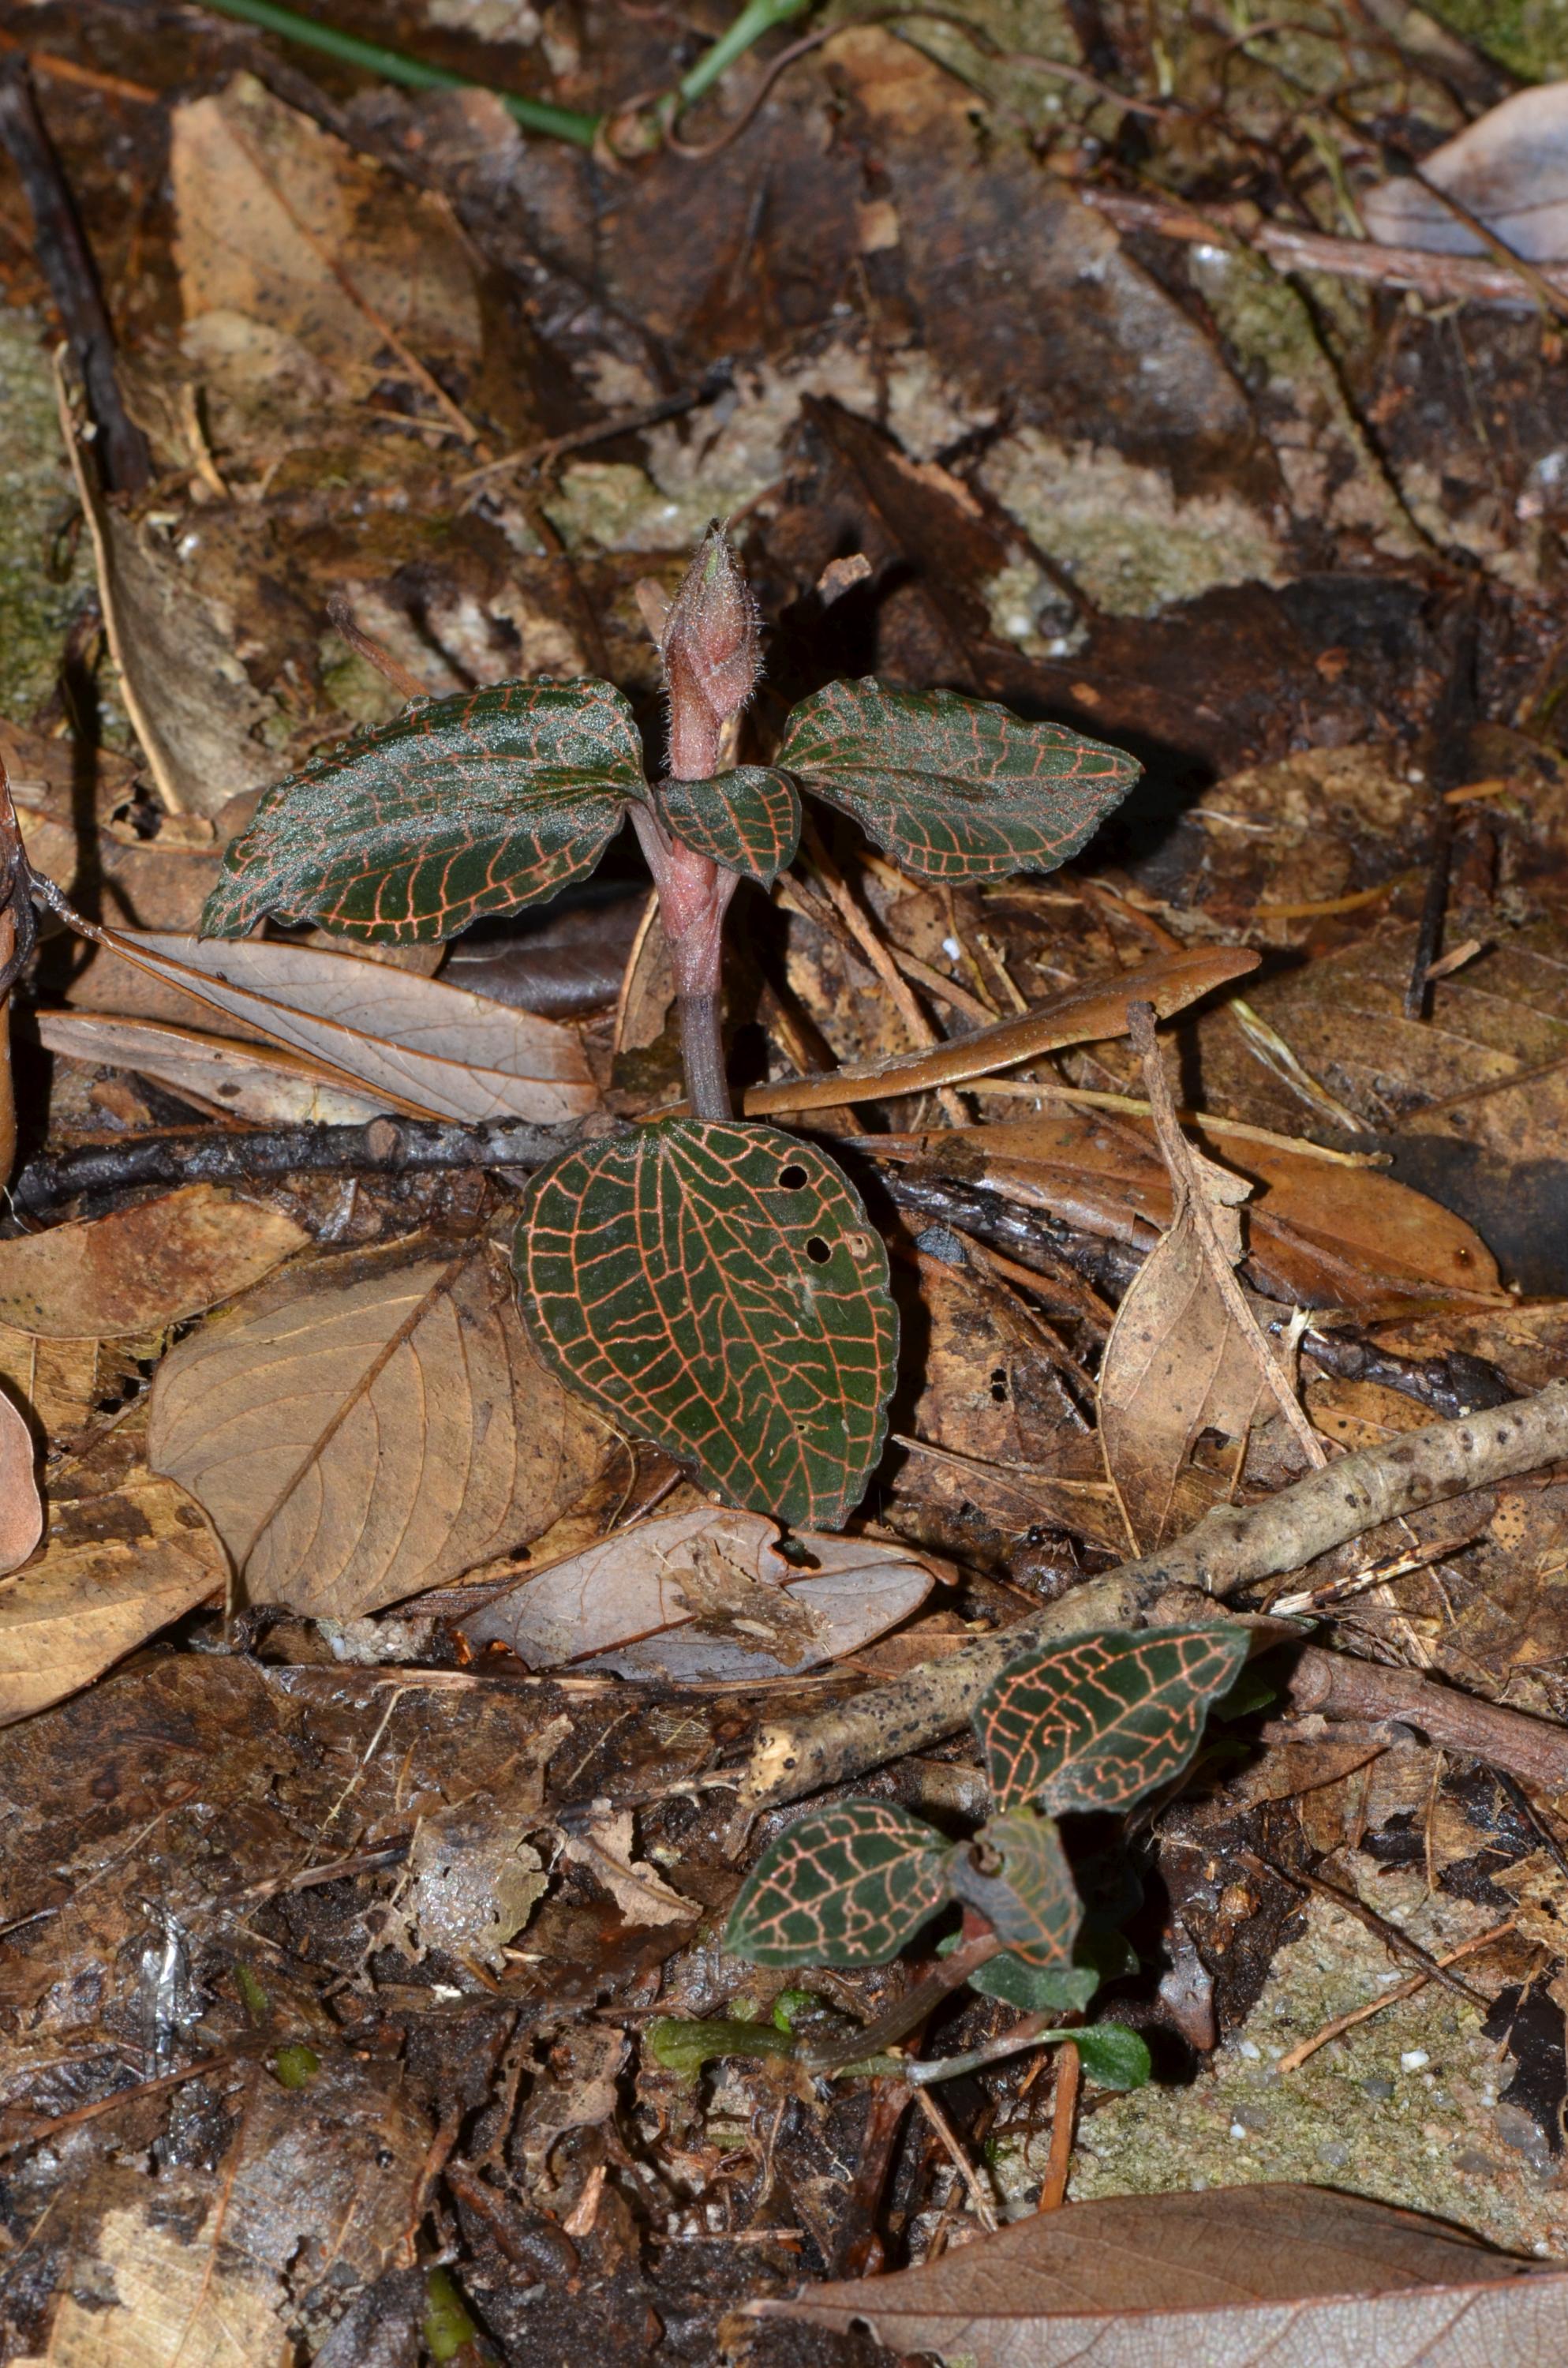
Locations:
647;1621;1253;2091
203;526;1140;1527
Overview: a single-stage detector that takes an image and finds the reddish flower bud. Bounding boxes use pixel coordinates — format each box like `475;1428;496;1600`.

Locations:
661;522;762;779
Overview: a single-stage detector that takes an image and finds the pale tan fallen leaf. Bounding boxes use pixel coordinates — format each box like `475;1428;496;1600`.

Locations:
0;1458;227;1729
0;1331;148;1447
772;2182;1568;2366
13;2197;283;2368
462;1506;939;1679
171;73;481;400
0;1388;41;1576
148;1239;612;1617
34;1010;387;1126
73;925;598;1125
559;1806;693;1928
0;1185;308;1339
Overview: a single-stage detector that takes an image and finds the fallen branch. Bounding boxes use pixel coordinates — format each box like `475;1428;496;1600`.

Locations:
740;1382;1568;1809
1286;1650;1568;1796
10;1114;574;1212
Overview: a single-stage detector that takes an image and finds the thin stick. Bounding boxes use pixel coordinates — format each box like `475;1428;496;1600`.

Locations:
742;1377;1568;1808
1036;2040;1080;2212
1276;1918;1517;2073
1130;998;1326;1470
324;594;429;703
803;825;967;1126
967;1078;1386;1167
913;2088;998;2232
0;2053;234;2158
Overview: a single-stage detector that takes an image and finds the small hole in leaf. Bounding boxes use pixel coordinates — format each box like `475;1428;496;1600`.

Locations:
778;1163;808;1190
805;1236;832;1265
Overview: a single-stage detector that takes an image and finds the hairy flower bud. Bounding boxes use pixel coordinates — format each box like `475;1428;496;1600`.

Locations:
661;521;762;779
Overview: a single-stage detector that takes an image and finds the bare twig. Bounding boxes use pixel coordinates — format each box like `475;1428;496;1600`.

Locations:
1275;1917;1517;2073
1036;2039;1080;2212
741;1380;1568;1808
1079;186;1568;313
1287;1651;1568;1795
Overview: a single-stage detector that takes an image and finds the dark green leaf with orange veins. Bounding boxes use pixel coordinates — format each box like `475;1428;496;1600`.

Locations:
200;679;646;945
726;1800;954;1966
513;1121;896;1529
975;1624;1253;1816
951;1809;1080;1968
652;766;802;883
776;677;1140;881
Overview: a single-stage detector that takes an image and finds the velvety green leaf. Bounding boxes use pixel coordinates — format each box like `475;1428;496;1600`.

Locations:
975;1624;1253;1815
514;1120;896;1527
776;677;1140;882
725;1800;953;1966
202;679;646;944
1071;2023;1152;2091
967;1955;1100;2016
653;766;802;882
951;1809;1080;1969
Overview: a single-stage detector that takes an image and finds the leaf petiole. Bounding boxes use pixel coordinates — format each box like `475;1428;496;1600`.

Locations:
677;0;818;109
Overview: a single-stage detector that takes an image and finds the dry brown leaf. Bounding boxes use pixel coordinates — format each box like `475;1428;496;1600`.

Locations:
559;1806;693;1928
0;1453;226;1729
33;1011;387;1126
940;1108;1500;1308
171;73;481;400
148;1238;612;1617
1098;1127;1273;1552
58;377;280;823
74;927;599;1125
0;1388;41;1576
772;2182;1568;2366
0;1186;307;1339
461;1506;938;1680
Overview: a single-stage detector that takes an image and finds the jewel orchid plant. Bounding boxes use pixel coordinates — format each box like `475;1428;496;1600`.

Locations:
646;1621;1254;2092
202;526;1140;1527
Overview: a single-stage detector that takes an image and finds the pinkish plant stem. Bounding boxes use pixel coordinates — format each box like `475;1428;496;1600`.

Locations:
631;804;739;1121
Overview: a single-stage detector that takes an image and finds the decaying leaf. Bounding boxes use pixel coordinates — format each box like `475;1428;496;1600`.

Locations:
1364;83;1568;264
559;1805;694;1928
773;2182;1568;2365
77;927;599;1125
460;1506;938;1680
148;1239;611;1617
1097;1132;1272;1548
12;2184;284;2367
171;73;481;397
0;1388;41;1578
391;1714;568;1971
0;1441;227;1729
0;1185;307;1339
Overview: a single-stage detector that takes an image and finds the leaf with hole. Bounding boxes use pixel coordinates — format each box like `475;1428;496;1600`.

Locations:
725;1800;953;1966
653;766;801;882
515;1120;896;1528
975;1624;1253;1815
777;677;1140;881
202;678;646;943
951;1809;1080;1968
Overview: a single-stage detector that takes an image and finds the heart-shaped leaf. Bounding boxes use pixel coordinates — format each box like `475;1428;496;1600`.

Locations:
952;1809;1080;1967
726;1800;953;1965
202;679;646;943
515;1120;896;1527
653;766;802;882
776;677;1140;881
976;1624;1253;1815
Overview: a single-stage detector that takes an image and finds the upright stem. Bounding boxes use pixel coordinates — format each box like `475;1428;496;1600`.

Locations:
630;806;739;1122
